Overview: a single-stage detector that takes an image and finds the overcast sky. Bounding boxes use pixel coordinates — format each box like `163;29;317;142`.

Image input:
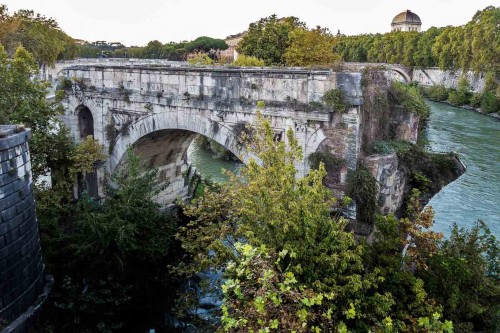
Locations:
2;0;496;46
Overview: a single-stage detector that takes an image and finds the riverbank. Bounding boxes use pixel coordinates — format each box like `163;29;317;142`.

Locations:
425;98;500;120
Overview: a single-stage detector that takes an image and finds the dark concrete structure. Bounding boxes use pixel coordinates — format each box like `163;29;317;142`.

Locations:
0;125;50;333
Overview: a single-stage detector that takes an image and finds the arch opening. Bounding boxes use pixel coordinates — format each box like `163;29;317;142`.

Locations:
76;105;98;198
116;129;243;206
77;105;94;139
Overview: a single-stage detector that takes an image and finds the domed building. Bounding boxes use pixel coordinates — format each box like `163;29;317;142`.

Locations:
391;10;422;32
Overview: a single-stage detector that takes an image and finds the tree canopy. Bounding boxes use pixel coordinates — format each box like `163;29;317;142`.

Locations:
283;26;340;66
335;6;499;74
237;15;306;65
0;5;77;65
176;110;496;332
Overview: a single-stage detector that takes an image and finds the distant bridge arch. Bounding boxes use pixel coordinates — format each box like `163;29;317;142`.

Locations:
344;62;412;83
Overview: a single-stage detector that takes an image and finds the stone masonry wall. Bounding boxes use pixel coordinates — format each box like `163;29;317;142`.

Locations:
412;68;485;93
364;153;406;215
0;126;46;331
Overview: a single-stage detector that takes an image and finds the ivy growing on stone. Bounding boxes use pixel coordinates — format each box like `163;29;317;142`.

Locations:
322;88;349;113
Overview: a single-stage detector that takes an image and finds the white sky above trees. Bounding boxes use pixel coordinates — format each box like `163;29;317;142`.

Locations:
2;0;496;46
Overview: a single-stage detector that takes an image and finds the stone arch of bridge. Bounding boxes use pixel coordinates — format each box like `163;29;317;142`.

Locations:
108;112;249;205
108;112;249;175
388;67;411;83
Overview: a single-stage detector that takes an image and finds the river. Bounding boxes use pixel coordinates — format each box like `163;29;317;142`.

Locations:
187;102;500;238
424;101;499;237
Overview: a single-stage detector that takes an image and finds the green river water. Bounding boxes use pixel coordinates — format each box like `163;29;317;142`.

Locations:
187;101;500;238
424;101;499;237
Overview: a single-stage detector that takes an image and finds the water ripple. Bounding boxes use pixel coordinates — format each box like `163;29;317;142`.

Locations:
425;101;500;237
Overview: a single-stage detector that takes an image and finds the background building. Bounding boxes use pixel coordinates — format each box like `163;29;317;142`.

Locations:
220;32;246;62
391;10;422;32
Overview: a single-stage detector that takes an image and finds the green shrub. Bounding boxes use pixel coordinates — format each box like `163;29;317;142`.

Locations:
483;72;498;93
390;81;431;119
372;141;395;155
233;55;265;67
411;172;432;192
481;91;499;113
448;89;469;106
58;77;72;90
448;76;472;106
346;167;378;224
188;52;214;65
322;88;349;113
308;151;346;171
469;93;483;108
372;140;413;155
428;85;449;101
419;221;500;333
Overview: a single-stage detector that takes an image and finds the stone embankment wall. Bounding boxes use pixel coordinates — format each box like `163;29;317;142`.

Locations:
412;68;485;92
0;126;50;333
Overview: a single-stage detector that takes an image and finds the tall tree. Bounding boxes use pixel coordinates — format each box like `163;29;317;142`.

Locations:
237;15;305;65
283;26;340;66
469;6;500;74
0;44;67;178
0;6;76;66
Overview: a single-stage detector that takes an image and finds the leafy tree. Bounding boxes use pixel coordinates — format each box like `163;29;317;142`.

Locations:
283;26;340;66
186;36;228;53
481;91;499;113
40;147;180;331
335;34;374;62
332;6;499;74
469;6;500;74
0;6;76;65
346;167;378;224
413;27;442;67
180;112;456;332
0;44;75;179
419;221;500;333
143;40;164;58
237;15;305;65
220;242;341;332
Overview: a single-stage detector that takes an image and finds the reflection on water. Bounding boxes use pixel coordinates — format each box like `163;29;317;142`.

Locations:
424;101;499;237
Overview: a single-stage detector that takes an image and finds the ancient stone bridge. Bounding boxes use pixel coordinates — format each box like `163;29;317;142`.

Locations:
46;60;364;205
